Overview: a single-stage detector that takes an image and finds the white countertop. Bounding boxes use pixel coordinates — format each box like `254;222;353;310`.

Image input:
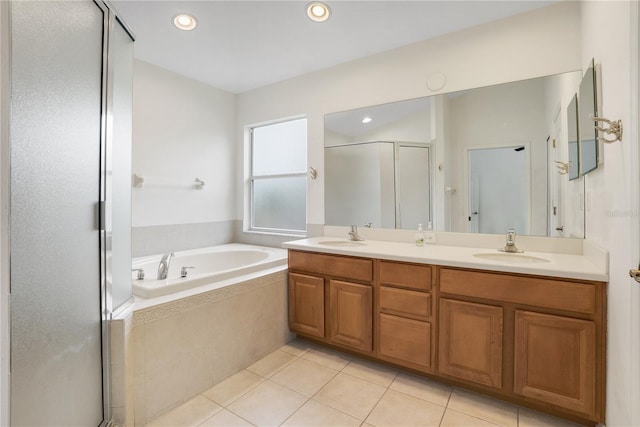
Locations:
282;236;609;282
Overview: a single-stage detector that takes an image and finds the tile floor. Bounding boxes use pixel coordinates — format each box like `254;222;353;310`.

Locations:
145;339;585;427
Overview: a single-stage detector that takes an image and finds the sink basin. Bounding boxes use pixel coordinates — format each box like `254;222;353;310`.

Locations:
317;240;367;247
473;252;550;264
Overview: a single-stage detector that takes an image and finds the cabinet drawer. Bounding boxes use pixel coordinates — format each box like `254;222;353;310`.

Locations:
440;268;596;315
378;313;431;371
379;286;431;321
379;261;432;291
289;250;373;282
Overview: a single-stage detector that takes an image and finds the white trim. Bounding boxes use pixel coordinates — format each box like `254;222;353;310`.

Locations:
629;1;640;424
0;1;10;423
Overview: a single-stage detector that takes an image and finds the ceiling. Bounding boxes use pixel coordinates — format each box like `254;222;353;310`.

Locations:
112;1;556;94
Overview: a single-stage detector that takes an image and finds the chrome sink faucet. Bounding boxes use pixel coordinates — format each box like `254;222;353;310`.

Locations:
499;229;523;253
157;252;175;280
348;225;365;241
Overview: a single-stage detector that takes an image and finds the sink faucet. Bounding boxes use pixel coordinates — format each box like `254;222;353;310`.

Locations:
499;229;523;253
157;252;174;279
348;225;365;241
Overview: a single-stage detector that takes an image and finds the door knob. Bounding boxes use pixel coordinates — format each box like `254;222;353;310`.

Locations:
629;266;640;283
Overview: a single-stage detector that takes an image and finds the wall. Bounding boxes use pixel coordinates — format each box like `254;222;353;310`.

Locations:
236;1;582;245
580;1;640;425
131;60;237;256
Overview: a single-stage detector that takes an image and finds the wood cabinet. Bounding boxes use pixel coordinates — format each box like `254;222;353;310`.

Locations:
286;250;606;425
329;280;373;352
377;261;434;372
438;298;504;389
288;250;374;354
288;272;325;338
514;310;596;415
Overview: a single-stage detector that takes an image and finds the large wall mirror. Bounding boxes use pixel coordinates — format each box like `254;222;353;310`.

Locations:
325;70;589;238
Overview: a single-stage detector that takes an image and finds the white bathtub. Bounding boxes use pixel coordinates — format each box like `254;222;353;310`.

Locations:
132;243;287;299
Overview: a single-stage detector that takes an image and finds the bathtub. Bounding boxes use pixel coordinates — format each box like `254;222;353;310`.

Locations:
131;243;288;299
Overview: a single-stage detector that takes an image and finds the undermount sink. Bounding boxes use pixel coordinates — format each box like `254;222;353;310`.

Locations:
473;252;550;264
317;240;367;247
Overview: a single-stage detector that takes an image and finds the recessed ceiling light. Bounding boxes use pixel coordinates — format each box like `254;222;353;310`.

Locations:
174;14;197;31
362;117;373;124
306;2;331;22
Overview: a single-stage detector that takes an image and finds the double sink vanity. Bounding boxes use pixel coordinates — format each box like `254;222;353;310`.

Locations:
283;231;608;425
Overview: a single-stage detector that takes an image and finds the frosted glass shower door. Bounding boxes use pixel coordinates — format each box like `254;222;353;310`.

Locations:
10;1;106;425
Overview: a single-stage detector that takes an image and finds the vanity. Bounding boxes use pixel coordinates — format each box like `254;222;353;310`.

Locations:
283;234;608;425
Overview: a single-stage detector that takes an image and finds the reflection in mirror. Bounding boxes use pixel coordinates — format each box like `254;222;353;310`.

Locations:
325;142;432;229
567;94;580;181
467;145;528;234
324;71;587;238
579;59;598;175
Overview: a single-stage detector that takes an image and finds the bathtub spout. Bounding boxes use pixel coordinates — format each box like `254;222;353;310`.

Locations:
157;252;174;280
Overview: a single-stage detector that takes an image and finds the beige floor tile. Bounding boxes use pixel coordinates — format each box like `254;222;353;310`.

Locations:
199;409;254;427
271;358;339;397
202;370;264;406
389;372;453;406
314;372;386;420
440;408;501;427
226;380;307;427
518;408;584;427
447;389;518;427
246;349;297;378
145;395;222;427
279;339;313;357
281;399;361;427
365;389;445;427
342;359;398;387
302;346;352;370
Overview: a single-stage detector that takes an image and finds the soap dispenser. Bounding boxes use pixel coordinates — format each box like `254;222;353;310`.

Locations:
425;221;436;244
415;224;425;247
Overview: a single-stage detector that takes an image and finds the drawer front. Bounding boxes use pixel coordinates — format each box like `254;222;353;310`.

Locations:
379;260;432;291
379;286;431;321
440;268;596;315
378;313;431;370
289;250;373;282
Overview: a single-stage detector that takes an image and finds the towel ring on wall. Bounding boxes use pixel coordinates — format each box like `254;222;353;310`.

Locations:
554;161;570;175
591;116;623;143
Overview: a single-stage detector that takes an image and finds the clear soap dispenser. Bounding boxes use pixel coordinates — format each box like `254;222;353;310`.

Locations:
415;224;425;247
425;221;436;244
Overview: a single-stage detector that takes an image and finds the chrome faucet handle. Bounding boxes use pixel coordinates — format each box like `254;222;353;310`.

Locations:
348;225;365;241
499;228;523;253
131;268;145;280
180;266;195;278
506;228;516;244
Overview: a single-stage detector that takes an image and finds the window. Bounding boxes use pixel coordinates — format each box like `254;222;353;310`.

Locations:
250;118;307;234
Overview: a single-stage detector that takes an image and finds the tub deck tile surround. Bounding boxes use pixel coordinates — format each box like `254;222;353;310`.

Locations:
144;339;586;427
118;270;293;425
132;270;287;326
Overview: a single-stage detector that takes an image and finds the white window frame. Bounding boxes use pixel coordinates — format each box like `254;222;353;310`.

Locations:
247;117;307;236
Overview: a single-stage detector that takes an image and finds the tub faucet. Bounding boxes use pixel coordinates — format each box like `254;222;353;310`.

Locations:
348;225;364;241
157;252;174;280
499;229;523;253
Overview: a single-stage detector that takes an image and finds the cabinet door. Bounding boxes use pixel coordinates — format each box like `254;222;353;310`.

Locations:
514;310;596;416
289;273;325;338
329;280;373;352
439;299;503;389
379;313;431;372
